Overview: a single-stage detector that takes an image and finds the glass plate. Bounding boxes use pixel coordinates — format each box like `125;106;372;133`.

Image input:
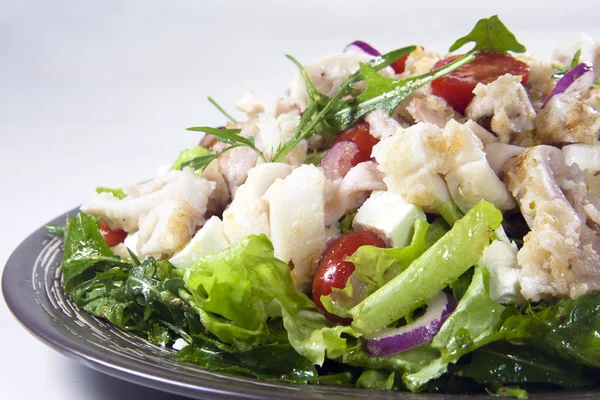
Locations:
2;208;594;399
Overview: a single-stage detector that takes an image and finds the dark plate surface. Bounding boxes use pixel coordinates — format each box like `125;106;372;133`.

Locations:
2;208;597;399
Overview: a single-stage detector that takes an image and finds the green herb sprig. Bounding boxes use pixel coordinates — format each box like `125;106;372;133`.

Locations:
182;127;266;171
449;15;526;53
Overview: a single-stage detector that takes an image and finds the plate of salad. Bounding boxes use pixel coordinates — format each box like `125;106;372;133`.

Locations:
4;15;600;399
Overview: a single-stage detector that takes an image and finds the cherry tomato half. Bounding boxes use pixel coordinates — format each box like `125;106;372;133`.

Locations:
100;223;128;247
312;231;387;322
331;121;379;166
431;52;530;114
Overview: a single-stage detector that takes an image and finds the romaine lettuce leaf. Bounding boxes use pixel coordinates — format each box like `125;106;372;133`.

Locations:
350;201;502;334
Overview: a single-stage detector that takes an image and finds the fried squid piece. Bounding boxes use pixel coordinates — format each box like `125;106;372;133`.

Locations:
81;168;214;233
504;145;600;301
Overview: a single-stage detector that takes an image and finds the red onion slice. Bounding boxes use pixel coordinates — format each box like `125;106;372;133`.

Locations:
199;133;217;148
344;40;381;57
363;291;456;357
542;63;596;108
320;140;359;180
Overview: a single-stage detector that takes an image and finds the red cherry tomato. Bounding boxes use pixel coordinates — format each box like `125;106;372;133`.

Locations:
99;223;128;247
431;52;530;114
312;231;387;322
331;121;379;166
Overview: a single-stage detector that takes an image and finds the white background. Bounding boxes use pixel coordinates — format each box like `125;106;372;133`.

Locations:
1;1;599;398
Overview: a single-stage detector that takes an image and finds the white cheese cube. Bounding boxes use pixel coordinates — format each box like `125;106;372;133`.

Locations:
478;240;525;305
169;216;230;269
352;191;426;248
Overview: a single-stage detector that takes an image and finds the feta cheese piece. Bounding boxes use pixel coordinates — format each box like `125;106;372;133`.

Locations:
169;216;230;269
562;143;600;172
263;164;327;290
479;240;525;305
352;191;426;248
172;338;189;351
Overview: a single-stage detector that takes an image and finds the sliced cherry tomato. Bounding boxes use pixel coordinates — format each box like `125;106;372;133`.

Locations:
431;52;530;114
99;223;128;247
331;121;379;166
312;231;387;323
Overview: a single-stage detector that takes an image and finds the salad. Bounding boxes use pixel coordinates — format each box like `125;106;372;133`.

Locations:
48;16;600;397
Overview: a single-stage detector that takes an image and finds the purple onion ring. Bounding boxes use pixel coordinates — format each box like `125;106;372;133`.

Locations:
320;140;359;181
363;291;456;357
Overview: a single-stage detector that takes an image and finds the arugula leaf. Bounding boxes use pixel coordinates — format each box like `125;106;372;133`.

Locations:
184;127;266;169
449;15;526;53
61;213;128;290
273;46;418;162
207;96;238;123
95;186;127;200
325;53;475;132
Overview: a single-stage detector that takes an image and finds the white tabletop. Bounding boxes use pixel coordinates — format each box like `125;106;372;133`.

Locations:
2;1;599;399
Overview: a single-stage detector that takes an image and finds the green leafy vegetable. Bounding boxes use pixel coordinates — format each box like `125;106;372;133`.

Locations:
432;267;511;362
61;213;129;290
207;96;238;123
453;342;595;389
350;201;502;333
170;145;210;174
174;340;317;383
356;369;395;390
338;213;356;234
449;15;526;53
95;186;127;199
487;386;528;399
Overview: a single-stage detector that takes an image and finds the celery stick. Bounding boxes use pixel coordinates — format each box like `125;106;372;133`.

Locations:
350;201;502;334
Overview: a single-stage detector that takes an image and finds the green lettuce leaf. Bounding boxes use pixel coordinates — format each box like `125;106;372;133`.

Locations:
350;201;502;333
356;369;395;390
321;220;429;318
170;145;210;174
180;234;357;364
432;267;512;362
449;15;526;53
